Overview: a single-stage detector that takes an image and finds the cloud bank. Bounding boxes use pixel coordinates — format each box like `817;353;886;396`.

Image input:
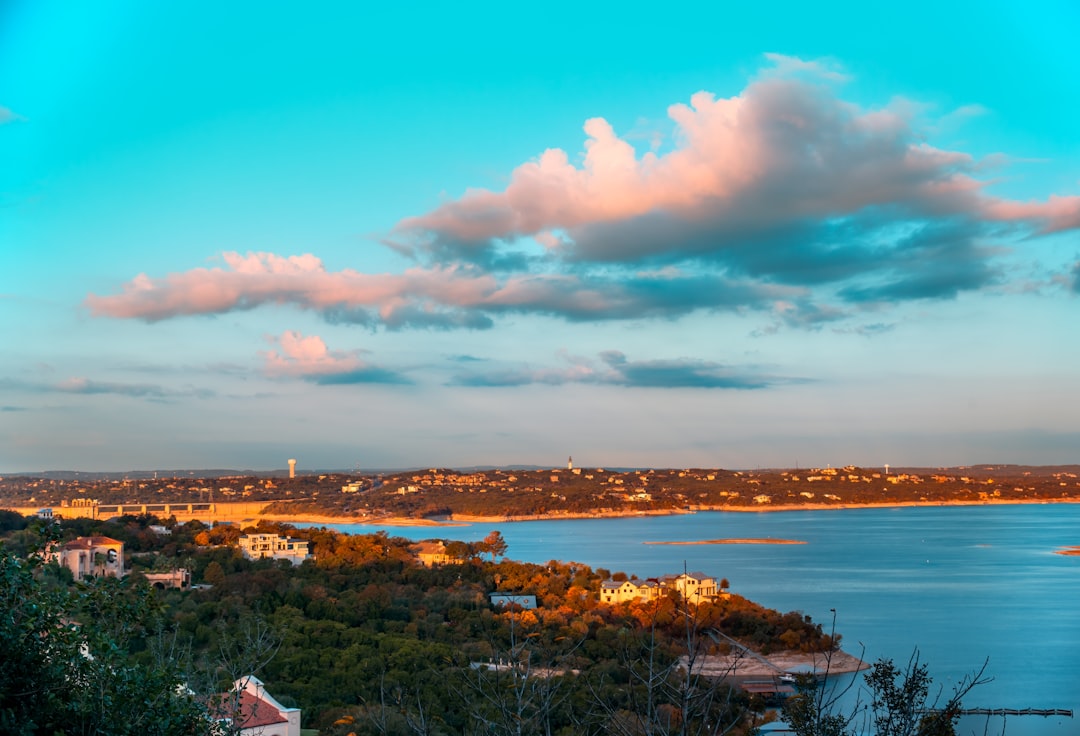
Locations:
86;55;1080;334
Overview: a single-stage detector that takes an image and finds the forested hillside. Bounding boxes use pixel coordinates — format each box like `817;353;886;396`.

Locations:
1;511;842;735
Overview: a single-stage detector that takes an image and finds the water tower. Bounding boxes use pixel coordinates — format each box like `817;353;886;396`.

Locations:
288;458;297;479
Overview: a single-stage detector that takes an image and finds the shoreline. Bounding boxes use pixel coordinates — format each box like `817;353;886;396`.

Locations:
208;496;1080;527
12;496;1076;528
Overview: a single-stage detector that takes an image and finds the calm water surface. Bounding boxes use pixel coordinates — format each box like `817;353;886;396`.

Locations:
302;504;1080;736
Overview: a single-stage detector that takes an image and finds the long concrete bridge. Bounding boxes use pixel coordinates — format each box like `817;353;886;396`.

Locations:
2;501;274;522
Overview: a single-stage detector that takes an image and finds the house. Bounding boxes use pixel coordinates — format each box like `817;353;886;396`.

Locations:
410;540;453;567
599;571;719;604
215;676;300;736
663;571;718;603
238;533;312;565
142;568;192;590
48;536;125;579
600;578;662;604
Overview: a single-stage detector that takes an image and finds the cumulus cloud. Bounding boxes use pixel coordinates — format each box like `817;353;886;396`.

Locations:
86;55;1080;334
451;350;784;389
262;331;409;385
390;54;1077;299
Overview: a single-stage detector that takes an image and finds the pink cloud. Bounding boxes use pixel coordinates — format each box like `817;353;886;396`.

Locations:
87;250;797;327
391;54;1078;264
86;252;498;323
261;331;408;385
262;331;363;377
983;194;1080;234
84;56;1078;333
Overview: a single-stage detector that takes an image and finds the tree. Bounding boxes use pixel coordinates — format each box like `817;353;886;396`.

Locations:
479;531;508;562
0;537;215;735
863;653;990;736
203;560;226;586
586;596;747;736
784;651;991;736
453;608;577;736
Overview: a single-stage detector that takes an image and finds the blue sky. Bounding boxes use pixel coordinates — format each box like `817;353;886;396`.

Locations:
2;1;1079;472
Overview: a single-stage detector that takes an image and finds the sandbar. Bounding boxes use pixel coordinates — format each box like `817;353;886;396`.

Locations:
644;538;807;546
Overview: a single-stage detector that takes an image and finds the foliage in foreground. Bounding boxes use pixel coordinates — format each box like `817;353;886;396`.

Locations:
784;651;991;736
2;515;993;736
0;528;214;735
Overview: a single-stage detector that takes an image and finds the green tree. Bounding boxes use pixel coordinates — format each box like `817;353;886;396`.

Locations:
0;538;214;735
203;560;227;586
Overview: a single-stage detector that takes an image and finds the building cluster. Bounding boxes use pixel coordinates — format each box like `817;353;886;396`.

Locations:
600;571;723;605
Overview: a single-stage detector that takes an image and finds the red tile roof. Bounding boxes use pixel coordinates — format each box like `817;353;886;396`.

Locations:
227;691;288;729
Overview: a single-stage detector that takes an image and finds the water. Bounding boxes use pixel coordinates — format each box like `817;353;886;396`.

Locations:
299;504;1080;735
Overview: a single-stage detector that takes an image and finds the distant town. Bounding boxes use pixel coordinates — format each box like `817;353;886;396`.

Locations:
3;460;1079;523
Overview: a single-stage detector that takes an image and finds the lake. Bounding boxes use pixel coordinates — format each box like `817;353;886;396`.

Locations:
300;504;1080;736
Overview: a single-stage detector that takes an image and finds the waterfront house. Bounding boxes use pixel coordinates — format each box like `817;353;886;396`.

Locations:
600;571;719;604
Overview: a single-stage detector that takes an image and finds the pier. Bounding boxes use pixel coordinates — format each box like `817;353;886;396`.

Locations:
928;708;1073;718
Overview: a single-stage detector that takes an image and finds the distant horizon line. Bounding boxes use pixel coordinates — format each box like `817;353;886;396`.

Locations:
5;461;1079;479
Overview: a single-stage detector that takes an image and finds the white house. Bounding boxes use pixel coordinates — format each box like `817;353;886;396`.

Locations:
215;676;300;736
48;536;125;579
238;533;312;565
600;571;719;604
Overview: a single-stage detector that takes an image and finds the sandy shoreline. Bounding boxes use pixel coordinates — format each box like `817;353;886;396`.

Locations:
693;648;869;680
200;496;1080;527
253;513;464;527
